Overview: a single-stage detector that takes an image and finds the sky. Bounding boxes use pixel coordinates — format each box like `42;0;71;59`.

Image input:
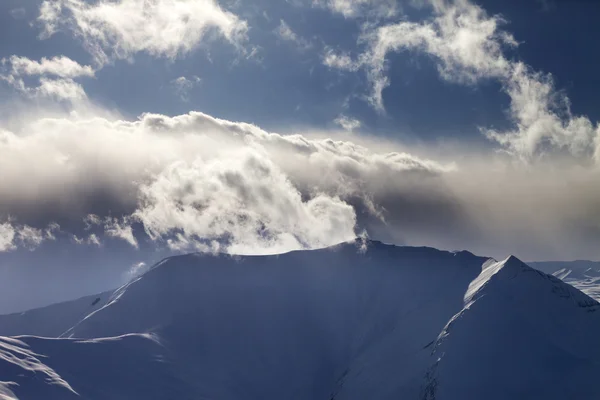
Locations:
1;0;600;312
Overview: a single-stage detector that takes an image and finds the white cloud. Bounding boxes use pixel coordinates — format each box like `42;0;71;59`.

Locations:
135;148;357;254
485;62;598;160
84;214;102;230
73;233;102;247
104;217;138;248
1;56;92;102
322;48;361;71
38;0;249;65
82;214;138;248
314;0;399;19
0;223;16;252
88;234;101;246
274;20;312;50
44;223;61;240
38;0;62;37
357;0;515;111
36;77;87;101
16;225;45;250
171;76;201;101
0;221;58;252
327;0;599;160
334;114;361;131
5;56;95;79
127;261;149;279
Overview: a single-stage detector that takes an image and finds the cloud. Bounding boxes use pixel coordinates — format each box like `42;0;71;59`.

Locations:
3;106;600;259
0;109;450;255
135;148;357;254
485;62;599;160
38;0;249;65
5;56;95;79
44;223;61;241
274;20;312;50
82;214;137;247
73;233;102;247
16;225;46;250
325;0;599;161
0;223;16;252
1;55;92;102
322;48;361;71
36;77;88;101
313;0;399;19
103;217;138;248
334;115;361;131
0;221;58;252
171;76;201;101
127;261;149;279
356;0;515;110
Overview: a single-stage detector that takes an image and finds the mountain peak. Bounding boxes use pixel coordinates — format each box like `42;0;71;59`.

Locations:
504;254;523;264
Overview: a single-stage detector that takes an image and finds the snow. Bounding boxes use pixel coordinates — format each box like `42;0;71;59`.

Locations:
426;256;600;399
0;336;78;399
1;240;600;399
531;260;600;301
0;291;112;337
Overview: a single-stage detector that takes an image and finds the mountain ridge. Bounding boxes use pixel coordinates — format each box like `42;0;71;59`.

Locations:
2;240;600;399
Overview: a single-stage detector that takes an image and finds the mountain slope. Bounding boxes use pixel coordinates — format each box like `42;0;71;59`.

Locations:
423;256;600;400
0;291;112;338
531;260;600;301
0;333;194;400
2;240;600;400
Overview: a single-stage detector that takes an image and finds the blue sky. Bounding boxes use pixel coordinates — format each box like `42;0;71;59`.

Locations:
1;0;600;311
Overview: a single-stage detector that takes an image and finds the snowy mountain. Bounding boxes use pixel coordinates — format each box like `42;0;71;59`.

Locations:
0;291;112;338
2;240;600;400
530;261;600;301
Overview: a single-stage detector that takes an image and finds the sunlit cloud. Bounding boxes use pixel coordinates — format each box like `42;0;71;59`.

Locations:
1;55;93;102
38;0;249;66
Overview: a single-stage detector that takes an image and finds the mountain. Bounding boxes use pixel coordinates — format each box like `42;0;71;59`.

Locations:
1;240;600;400
530;260;600;301
0;291;112;338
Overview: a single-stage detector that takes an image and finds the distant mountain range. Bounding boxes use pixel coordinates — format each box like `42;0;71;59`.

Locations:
1;240;600;399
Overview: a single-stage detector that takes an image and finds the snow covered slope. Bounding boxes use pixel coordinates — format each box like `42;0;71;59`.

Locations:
531;260;600;301
0;291;112;337
424;256;600;400
2;240;600;400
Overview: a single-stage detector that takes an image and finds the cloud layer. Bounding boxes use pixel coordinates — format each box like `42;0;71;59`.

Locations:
2;106;600;260
0;109;450;255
